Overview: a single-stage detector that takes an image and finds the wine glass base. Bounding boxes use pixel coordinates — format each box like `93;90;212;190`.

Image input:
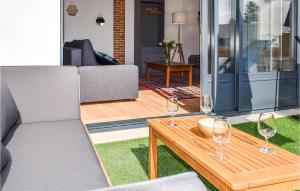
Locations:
211;152;229;162
258;146;276;154
167;123;177;127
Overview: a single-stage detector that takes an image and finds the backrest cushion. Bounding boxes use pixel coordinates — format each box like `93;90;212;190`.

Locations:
64;39;97;66
1;144;11;188
0;81;21;145
1;66;80;123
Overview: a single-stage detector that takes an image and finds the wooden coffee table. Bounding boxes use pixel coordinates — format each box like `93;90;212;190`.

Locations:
145;62;193;88
148;116;300;191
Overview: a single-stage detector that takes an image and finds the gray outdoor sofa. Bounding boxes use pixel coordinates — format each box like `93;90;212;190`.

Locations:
64;39;138;103
0;66;207;191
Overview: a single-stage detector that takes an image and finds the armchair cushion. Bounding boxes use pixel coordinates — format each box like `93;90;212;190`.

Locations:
0;81;21;145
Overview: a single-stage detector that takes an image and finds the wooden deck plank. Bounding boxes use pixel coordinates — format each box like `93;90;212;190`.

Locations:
81;86;200;124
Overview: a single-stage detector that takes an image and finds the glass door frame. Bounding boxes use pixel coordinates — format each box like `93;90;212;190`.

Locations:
201;0;299;113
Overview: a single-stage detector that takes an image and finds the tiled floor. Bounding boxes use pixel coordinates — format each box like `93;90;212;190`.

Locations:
90;108;299;144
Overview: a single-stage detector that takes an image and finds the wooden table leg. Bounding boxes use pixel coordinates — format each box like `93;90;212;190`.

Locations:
149;126;157;180
188;66;192;86
146;64;150;81
166;66;170;88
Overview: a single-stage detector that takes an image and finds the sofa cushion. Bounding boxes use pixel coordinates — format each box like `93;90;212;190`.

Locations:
0;81;21;145
1;66;80;123
1;144;11;189
95;51;119;65
2;120;109;191
64;39;97;66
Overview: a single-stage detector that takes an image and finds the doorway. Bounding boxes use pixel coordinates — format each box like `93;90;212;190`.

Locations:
134;0;165;74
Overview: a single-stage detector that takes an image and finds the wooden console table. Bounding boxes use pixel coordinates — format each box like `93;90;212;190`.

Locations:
148;116;300;191
145;62;193;88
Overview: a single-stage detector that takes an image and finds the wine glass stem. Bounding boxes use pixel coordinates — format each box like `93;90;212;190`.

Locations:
219;144;224;157
265;137;269;147
170;114;174;125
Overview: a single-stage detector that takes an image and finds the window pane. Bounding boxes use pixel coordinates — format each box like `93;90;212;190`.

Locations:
218;0;236;74
242;0;295;73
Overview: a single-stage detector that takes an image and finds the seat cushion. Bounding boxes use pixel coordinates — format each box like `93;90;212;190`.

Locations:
1;144;11;188
0;81;21;145
2;120;109;191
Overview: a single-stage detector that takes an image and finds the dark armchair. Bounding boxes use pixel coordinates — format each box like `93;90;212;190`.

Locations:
63;39;98;66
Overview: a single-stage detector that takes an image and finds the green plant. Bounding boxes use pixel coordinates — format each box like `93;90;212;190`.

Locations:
244;1;259;23
159;40;175;64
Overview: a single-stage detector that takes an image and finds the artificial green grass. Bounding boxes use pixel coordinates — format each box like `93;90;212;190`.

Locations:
95;115;300;190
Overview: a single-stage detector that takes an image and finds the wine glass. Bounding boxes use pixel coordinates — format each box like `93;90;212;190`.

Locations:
200;95;213;116
212;117;232;161
167;95;179;127
257;113;277;154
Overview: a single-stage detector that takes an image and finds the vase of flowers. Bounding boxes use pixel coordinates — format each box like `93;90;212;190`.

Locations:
159;40;175;65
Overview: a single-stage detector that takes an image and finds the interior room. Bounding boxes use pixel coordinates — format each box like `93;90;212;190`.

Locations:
63;0;201;125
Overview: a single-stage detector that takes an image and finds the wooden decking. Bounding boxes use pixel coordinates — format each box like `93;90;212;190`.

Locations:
81;86;200;124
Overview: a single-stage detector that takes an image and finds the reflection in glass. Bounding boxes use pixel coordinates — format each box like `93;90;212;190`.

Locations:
243;0;295;73
218;0;236;74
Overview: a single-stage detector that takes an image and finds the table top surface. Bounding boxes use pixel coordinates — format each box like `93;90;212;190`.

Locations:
147;115;300;190
145;61;195;66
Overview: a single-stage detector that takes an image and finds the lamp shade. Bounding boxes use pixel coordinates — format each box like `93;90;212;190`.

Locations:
172;12;187;24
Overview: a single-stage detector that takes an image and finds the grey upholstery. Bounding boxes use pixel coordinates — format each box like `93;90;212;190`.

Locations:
64;47;82;67
1;144;11;188
95;172;207;191
79;65;139;103
1;66;80;123
1;66;109;190
0;81;21;145
2;120;109;191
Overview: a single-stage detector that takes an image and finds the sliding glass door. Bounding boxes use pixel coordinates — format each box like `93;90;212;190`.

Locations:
201;0;299;113
238;0;298;111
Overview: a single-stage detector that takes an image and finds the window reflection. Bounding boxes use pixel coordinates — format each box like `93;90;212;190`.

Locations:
218;0;236;74
243;0;295;73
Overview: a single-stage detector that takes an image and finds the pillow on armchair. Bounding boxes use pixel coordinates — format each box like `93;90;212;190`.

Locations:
95;51;119;65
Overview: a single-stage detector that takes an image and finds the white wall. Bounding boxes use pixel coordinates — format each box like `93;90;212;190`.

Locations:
165;0;200;61
0;0;61;66
64;0;113;56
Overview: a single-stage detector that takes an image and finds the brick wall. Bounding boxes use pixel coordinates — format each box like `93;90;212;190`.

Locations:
113;0;125;64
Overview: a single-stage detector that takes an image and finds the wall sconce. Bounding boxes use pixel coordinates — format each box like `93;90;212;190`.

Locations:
66;2;78;16
96;16;105;26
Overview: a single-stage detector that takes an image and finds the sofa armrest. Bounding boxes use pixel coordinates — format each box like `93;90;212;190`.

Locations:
63;47;82;67
93;172;207;191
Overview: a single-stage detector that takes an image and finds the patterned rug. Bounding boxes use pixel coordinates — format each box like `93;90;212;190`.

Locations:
139;74;200;99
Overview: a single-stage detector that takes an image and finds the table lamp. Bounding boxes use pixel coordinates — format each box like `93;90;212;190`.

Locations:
171;12;187;64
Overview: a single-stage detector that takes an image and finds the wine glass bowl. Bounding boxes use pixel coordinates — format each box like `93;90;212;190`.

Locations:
258;113;277;154
200;95;213;115
167;95;179;127
212;117;232;161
